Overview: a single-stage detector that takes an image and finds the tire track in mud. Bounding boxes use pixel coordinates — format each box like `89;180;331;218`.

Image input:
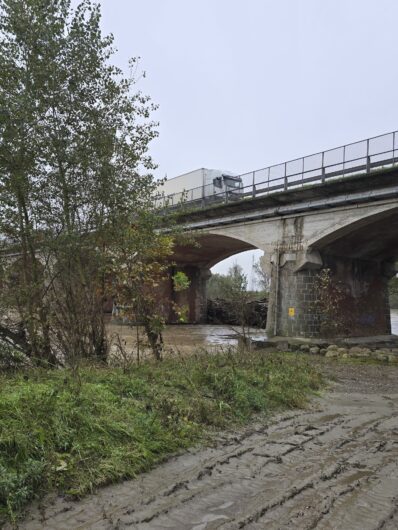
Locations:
13;364;398;530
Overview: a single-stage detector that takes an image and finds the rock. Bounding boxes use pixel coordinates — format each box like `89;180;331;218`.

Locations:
320;348;327;356
325;350;339;359
326;344;338;352
337;348;348;356
309;346;320;355
300;344;310;353
349;346;363;357
349;346;371;358
360;347;372;357
277;341;290;352
373;350;389;362
388;354;398;363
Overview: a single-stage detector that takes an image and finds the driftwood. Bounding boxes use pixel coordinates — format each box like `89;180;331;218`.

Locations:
207;298;267;328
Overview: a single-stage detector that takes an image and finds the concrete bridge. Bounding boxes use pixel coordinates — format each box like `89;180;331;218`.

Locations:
168;130;398;338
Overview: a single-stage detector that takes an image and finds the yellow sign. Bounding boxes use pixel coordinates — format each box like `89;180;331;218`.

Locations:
288;307;295;317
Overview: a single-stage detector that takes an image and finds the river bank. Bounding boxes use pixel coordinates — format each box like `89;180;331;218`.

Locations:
13;360;398;530
0;350;322;526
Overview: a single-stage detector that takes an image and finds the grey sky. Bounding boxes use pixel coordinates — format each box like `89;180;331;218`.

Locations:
86;0;398;276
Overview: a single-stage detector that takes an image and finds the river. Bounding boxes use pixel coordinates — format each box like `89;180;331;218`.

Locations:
107;310;398;359
391;309;398;335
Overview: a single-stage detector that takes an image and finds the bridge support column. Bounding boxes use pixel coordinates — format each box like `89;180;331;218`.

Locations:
317;255;393;337
266;250;393;338
265;250;322;338
170;265;211;324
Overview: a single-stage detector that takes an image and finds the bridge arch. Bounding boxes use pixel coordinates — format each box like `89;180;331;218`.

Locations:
307;204;398;261
172;233;258;269
300;204;398;338
170;233;264;324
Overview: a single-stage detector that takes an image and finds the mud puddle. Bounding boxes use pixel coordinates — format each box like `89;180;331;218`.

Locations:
13;362;398;530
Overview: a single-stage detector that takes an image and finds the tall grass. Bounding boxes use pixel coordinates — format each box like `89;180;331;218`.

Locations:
0;349;322;523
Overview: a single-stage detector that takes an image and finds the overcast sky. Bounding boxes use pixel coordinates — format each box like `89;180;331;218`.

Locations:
85;0;398;278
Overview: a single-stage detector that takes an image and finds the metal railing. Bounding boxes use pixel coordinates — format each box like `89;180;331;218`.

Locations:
155;130;398;210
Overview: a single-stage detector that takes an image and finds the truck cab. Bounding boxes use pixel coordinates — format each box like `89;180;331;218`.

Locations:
212;173;243;197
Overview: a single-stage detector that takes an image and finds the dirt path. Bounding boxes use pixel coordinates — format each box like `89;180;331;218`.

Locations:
15;361;398;530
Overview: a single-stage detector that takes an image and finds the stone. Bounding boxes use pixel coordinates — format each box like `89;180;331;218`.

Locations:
320;348;327;356
373;350;389;361
309;346;320;355
349;346;371;358
277;341;290;352
360;347;372;357
349;346;363;356
326;344;339;352
300;344;310;353
325;350;339;358
337;348;348;356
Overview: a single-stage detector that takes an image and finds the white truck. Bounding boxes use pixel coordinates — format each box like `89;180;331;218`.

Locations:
155;168;243;207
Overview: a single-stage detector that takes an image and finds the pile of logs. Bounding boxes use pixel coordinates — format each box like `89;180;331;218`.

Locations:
207;298;267;328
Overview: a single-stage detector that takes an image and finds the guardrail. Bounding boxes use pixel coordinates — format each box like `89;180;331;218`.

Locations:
155;130;398;210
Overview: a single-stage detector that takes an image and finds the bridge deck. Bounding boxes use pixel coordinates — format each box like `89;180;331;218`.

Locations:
157;130;398;214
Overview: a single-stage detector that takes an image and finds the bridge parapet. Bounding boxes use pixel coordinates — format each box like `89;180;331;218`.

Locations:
158;130;398;212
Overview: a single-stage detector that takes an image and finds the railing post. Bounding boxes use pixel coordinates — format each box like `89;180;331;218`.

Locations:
393;132;396;165
342;145;346;177
252;171;256;198
366;138;370;173
321;152;325;183
284;162;287;191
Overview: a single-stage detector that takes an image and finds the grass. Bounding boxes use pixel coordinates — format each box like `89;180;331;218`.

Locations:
0;348;323;523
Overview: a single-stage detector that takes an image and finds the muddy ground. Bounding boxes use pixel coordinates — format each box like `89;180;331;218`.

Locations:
12;360;398;530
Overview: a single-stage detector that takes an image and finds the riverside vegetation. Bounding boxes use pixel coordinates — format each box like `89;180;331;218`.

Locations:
0;348;323;524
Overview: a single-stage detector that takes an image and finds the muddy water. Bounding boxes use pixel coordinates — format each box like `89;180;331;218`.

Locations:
15;362;398;530
391;308;398;335
108;310;398;360
107;320;267;360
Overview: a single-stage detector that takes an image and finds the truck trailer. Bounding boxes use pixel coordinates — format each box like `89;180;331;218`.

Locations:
155;168;243;207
